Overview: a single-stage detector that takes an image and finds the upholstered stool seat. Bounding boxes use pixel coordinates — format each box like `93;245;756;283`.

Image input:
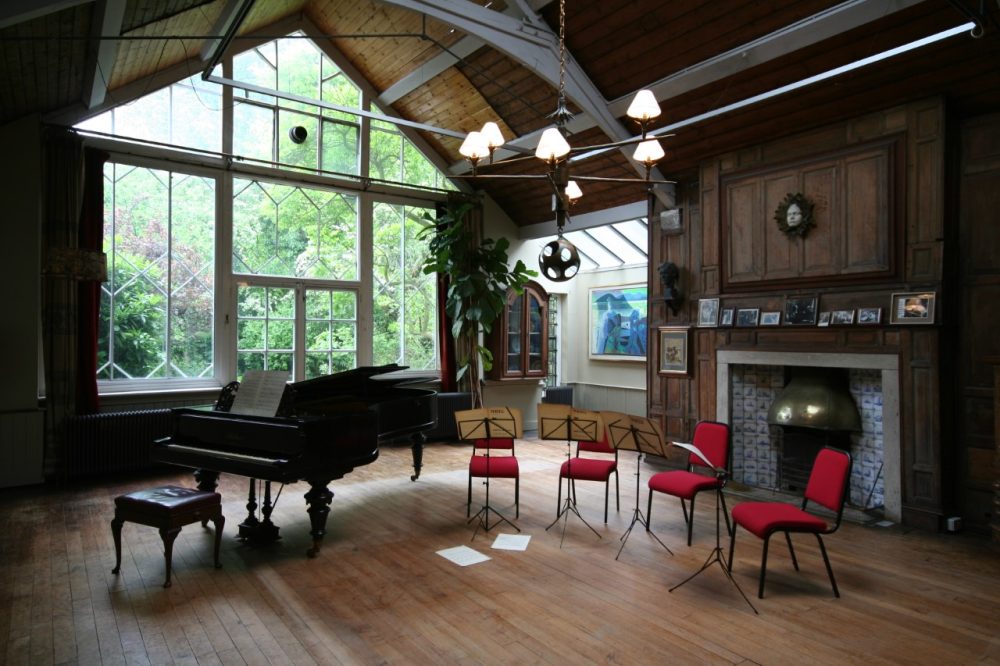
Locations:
111;485;224;588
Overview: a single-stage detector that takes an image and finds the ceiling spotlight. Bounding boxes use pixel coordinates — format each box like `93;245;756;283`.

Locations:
288;126;308;144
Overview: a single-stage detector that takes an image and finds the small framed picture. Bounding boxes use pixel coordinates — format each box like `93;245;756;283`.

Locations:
658;326;691;376
784;296;818;325
720;308;734;327
698;298;720;327
890;291;936;325
858;307;882;324
736;308;760;327
831;309;855;325
760;311;781;326
818;311;831;327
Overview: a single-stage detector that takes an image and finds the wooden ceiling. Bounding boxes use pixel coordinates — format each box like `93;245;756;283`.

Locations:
1;0;998;230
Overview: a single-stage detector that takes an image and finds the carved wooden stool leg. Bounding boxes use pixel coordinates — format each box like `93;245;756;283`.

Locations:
111;516;124;575
159;527;182;588
211;513;225;569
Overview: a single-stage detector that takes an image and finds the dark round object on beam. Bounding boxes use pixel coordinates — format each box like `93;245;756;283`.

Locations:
538;237;580;282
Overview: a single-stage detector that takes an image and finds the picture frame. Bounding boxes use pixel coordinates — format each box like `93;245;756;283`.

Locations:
784;296;818;325
588;283;648;361
858;307;882;325
657;326;691;376
818;311;831;327
697;298;720;327
831;309;855;325
890;291;936;325
760;311;781;326
736;308;760;327
719;308;735;327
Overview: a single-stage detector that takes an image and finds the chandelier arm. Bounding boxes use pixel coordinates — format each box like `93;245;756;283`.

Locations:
573;176;676;185
566;133;676;155
448;173;549;180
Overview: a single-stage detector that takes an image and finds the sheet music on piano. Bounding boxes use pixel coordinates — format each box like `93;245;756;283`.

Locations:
229;370;289;417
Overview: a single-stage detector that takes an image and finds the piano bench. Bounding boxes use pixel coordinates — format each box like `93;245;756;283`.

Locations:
111;485;225;588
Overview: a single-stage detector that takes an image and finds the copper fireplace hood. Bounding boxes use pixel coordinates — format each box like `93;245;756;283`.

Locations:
767;367;862;432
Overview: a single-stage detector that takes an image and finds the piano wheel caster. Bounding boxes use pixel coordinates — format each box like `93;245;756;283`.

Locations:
410;472;420;481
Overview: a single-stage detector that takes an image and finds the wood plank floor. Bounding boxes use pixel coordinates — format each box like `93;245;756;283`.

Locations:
1;437;998;665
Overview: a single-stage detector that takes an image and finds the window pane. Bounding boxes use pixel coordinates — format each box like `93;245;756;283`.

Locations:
236;285;296;380
278;37;320;112
371;203;438;370
304;287;357;379
321;118;359;176
278;110;317;169
233;102;275;164
370;128;402;182
171;80;222;153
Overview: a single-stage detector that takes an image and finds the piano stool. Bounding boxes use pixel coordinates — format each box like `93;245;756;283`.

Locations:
111;485;225;588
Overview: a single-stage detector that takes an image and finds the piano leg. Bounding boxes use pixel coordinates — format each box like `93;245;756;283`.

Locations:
304;480;333;558
239;478;260;539
410;432;425;481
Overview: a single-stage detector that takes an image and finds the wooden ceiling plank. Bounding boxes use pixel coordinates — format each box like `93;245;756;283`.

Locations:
81;0;126;109
0;0;89;30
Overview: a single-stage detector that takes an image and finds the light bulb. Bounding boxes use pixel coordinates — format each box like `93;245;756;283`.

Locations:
633;139;665;166
626;89;661;122
459;131;489;160
535;128;571;161
480;122;505;150
565;180;583;201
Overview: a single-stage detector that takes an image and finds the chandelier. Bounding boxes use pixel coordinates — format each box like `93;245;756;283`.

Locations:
454;0;671;281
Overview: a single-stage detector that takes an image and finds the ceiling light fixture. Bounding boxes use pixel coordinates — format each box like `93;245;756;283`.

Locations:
456;0;673;281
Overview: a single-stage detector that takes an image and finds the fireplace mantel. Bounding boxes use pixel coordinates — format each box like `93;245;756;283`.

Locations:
716;350;901;522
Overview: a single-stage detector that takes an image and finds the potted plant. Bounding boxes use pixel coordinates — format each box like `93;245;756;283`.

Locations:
420;201;536;407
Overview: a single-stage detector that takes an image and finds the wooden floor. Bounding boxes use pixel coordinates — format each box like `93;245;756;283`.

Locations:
2;438;999;665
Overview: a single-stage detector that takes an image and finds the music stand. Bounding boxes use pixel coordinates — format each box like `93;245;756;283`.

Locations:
538;403;605;545
455;407;523;540
667;440;758;614
603;412;673;560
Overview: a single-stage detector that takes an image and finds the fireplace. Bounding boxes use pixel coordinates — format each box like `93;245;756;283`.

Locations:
716;351;901;522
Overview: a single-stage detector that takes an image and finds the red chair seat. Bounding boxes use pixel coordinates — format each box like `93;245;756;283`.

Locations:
560;457;615;482
470;455;519;478
647;470;720;500
731;502;828;539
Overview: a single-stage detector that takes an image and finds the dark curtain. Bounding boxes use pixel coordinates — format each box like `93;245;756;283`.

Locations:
435;201;457;392
76;148;108;414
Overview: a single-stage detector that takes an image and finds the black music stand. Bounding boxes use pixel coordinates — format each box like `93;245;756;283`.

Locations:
667;440;758;614
455;407;523;540
603;412;674;560
539;403;605;546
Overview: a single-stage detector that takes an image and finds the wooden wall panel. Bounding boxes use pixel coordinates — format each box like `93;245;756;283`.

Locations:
726;183;760;282
843;151;889;273
798;165;837;276
763;174;799;278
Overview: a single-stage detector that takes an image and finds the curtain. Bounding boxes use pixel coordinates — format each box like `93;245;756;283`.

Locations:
41;130;85;479
76;148;108;414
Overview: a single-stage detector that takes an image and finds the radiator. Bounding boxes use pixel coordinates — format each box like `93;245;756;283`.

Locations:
64;409;174;478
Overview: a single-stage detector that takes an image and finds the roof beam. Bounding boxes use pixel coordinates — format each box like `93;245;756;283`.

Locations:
80;0;126;109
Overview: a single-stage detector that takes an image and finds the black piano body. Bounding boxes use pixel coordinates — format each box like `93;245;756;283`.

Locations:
152;364;437;556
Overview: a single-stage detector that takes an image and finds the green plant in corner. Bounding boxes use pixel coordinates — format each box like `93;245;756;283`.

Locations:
420;201;536;407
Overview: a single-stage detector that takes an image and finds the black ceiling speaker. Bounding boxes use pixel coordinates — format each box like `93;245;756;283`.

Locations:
288;126;308;144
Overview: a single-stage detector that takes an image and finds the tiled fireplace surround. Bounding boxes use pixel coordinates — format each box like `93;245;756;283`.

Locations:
716;351;901;522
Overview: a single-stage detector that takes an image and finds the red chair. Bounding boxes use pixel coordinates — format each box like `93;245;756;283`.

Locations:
557;432;618;522
646;420;731;545
468;437;519;518
727;446;853;599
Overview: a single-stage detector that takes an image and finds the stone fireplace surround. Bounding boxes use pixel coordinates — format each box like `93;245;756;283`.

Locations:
716;351;901;522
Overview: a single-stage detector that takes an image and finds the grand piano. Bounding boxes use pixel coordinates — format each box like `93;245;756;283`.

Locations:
152;364;436;557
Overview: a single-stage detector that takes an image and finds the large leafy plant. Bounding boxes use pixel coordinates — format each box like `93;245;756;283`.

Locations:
420;202;536;407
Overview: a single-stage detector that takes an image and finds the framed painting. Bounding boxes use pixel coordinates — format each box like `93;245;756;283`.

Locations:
784;296;818;325
589;283;648;361
858;307;882;324
890;291;936;325
697;298;720;327
657;326;691;376
736;308;760;327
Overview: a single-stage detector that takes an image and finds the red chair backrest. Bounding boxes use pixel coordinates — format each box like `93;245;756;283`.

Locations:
804;447;852;513
690;421;730;470
577;431;614;455
474;437;515;451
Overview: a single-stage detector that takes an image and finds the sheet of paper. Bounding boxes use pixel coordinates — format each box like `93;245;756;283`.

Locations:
671;440;717;471
436;545;491;566
491;533;531;551
229;370;289;417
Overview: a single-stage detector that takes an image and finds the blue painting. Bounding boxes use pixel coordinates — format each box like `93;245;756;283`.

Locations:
589;283;648;360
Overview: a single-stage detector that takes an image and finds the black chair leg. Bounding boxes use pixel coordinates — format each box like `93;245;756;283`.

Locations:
686;497;695;546
467;475;472;517
515;477;520;519
785;531;799;571
614;472;619;511
815;534;840;597
727;525;737;571
603;482;609;522
646;490;653;532
719;490;732;536
556;475;563;516
759;536;771;599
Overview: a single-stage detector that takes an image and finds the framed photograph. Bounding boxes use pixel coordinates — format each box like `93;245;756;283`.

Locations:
657;326;691;376
589;283;648;361
760;311;781;326
818;311;831;327
890;291;936;325
831;309;855;325
736;308;760;327
858;307;881;324
784;296;818;325
719;308;735;327
698;298;720;327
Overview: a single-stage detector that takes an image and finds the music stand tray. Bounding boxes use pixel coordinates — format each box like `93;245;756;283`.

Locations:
456;407;523;540
538;403;605;546
603;412;673;560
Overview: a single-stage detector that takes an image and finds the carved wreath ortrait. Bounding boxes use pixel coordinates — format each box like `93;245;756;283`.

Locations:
774;192;815;238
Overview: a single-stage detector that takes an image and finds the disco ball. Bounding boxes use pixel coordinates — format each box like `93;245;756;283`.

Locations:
538;236;580;282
